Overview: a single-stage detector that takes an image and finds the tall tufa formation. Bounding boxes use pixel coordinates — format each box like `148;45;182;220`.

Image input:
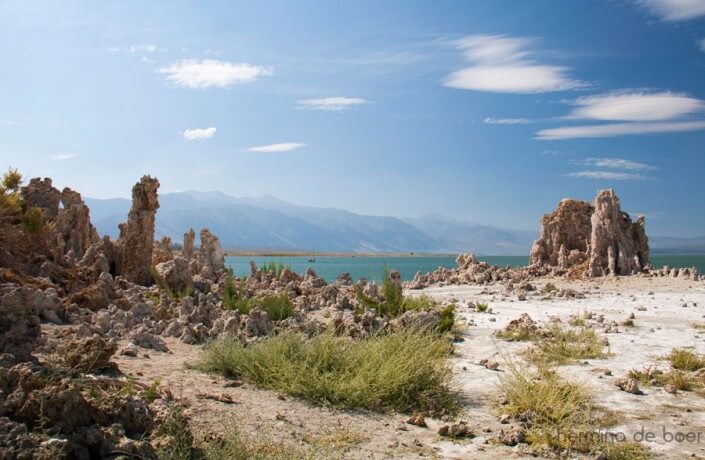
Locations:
587;190;649;277
529;189;649;276
119;176;160;286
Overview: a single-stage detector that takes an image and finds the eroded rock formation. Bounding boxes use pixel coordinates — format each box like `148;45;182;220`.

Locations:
530;189;649;276
119;176;160;286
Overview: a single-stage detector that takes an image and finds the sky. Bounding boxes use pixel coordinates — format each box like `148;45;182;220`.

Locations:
1;0;705;237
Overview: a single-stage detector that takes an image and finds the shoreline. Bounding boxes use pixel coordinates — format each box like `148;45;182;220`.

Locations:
222;250;462;257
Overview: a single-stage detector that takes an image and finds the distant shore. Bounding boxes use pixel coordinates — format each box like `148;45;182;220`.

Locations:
222;250;459;257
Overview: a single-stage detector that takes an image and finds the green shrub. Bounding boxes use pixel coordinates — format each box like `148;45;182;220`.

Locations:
21;206;45;233
196;330;459;415
668;348;705;371
2;167;22;190
476;302;489;312
251;293;294;321
157;403;194;460
499;362;651;458
529;324;608;365
437;304;456;334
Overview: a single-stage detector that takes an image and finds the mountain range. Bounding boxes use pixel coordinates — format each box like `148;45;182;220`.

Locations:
85;191;705;255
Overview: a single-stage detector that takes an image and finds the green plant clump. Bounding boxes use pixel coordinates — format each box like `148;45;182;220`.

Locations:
196;329;459;415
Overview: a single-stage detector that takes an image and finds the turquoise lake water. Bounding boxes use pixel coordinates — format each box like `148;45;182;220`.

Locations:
225;254;705;283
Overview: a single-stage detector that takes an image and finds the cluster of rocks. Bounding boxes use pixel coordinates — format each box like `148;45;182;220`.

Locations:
2;173;463;458
407;189;701;290
530;189;650;277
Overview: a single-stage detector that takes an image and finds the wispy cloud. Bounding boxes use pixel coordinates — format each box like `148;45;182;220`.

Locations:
443;34;583;93
158;59;272;88
108;44;160;53
567;171;648;180
638;0;705;21
297;97;368;111
537;120;705;140
699;38;705;52
484;117;531;125
181;127;217;140
574;157;656;171
129;44;157;53
247;142;306;153
567;91;704;121
49;153;78;161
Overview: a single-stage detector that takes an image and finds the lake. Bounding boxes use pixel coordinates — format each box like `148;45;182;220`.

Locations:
225;254;705;283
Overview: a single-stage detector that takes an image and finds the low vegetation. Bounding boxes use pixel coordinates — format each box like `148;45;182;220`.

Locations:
222;271;295;321
354;265;456;332
475;301;489;312
260;260;290;278
668;348;705;372
1;168;47;233
499;361;651;459
628;348;705;393
196;329;459;415
497;318;609;365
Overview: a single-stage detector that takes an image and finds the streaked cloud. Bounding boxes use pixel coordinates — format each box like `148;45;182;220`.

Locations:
537;120;705;139
129;44;158;53
49;153;78;161
699;38;705;52
181;127;217;140
567;171;648;180
484;117;531;125
158;59;272;88
247;142;306;153
575;158;656;171
638;0;705;21
443;34;583;93
297;97;368;111
568;91;704;121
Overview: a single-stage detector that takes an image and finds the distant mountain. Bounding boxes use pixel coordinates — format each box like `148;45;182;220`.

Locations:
84;192;705;255
403;215;537;255
649;236;705;255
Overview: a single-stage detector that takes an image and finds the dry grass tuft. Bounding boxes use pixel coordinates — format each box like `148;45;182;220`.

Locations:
196;330;459;415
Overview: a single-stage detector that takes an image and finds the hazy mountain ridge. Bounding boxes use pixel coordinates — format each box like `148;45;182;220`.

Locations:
85;191;705;255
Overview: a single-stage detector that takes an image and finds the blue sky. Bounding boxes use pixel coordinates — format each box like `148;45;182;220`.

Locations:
1;0;705;237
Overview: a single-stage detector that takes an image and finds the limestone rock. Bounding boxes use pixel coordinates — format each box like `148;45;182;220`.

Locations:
151;236;174;266
196;228;224;280
154;257;191;294
182;228;195;261
587;190;649;277
55;187;98;259
529;199;592;269
20;177;61;220
0;284;43;361
119;176;160;286
529;189;649;277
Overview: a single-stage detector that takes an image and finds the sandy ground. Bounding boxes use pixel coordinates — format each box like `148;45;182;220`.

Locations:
109;276;705;459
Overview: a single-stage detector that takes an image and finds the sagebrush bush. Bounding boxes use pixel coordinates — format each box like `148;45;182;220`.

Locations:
196;330;459;414
499;362;651;459
668;348;705;372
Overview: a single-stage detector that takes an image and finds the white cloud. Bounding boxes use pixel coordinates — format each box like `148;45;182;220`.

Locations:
536;120;705;139
443;34;582;93
181;127;217;140
567;171;648;180
484;117;531;124
158;59;273;88
247;142;306;153
129;44;157;53
568;91;704;121
639;0;705;21
576;158;656;171
297;97;368;111
49;153;78;161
